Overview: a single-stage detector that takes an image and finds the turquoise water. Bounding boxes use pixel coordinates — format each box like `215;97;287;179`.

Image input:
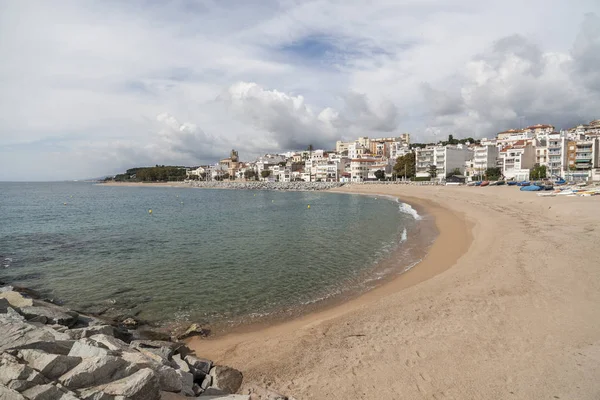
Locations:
0;182;430;328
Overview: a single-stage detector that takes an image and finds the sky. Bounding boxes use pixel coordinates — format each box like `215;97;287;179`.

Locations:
0;0;599;181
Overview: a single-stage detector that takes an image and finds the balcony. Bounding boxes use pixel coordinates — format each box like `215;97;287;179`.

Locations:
576;155;592;160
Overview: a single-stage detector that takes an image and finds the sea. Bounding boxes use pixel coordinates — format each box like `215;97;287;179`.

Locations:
0;182;435;331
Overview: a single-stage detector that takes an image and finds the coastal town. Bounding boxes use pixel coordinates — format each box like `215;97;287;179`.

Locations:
179;119;600;184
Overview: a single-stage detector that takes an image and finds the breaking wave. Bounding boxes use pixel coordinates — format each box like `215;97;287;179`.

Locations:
397;201;421;220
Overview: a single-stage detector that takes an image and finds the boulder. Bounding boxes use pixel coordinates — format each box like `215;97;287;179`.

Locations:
67;326;114;340
7;379;39;393
58;356;135;389
0;317;69;353
171;354;189;372
99;368;160;400
136;347;173;366
21;383;79;400
1;306;25;323
0;291;33;308
77;388;115;400
120;317;138;329
209;366;243;394
67;340;116;358
0;298;9;313
87;334;128;352
184;355;212;375
154;365;182;393
200;374;212;390
9;340;75;356
19;305;79;327
0;385;27;400
176;370;194;396
120;349;158;369
176;323;210;340
0;353;45;386
18;349;81;380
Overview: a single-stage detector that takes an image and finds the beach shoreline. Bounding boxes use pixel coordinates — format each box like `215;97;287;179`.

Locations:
185;184;600;399
185;187;472;357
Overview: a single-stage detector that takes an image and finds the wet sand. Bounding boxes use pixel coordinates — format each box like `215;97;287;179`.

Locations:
185;184;600;399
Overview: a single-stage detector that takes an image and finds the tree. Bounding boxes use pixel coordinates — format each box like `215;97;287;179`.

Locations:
485;167;502;180
244;169;257;180
261;170;271;179
222;173;230;180
393;153;416;179
374;170;386;181
428;164;438;179
530;164;547;180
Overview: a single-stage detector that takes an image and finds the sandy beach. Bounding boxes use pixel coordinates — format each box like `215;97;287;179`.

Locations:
186;184;600;399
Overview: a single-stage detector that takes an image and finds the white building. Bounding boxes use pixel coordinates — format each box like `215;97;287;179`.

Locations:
348;142;367;159
336;141;351;153
547;132;568;178
499;140;536;181
390;142;411;160
350;158;378;182
416;145;473;180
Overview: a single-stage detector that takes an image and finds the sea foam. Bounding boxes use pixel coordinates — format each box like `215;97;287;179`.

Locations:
397;201;421;220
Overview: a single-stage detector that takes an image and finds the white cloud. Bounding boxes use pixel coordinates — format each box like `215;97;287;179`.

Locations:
0;1;599;180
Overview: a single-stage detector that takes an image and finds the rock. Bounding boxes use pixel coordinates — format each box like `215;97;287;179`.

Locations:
88;334;128;352
0;298;10;313
10;340;75;356
7;379;39;393
19;306;79;327
67;340;116;358
0;317;69;352
0;385;27;400
18;349;81;380
129;340;180;363
120;317;138;329
58;356;135;389
119;349;158;369
154;365;182;392
67;326;114;340
184;355;212;375
200;374;212;390
21;383;79;400
136;347;172;366
99;368;160;400
77;388;115;400
176;370;194;396
192;383;203;396
209;366;243;394
0;291;34;308
171;354;189;372
0;353;45;386
176;323;210;340
132;327;171;342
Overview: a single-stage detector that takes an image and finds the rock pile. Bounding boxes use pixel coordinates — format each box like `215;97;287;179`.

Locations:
0;287;290;400
189;181;344;191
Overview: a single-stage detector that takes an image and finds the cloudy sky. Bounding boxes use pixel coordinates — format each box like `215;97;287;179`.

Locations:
1;0;599;181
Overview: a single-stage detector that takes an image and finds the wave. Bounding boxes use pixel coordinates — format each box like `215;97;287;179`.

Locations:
397;201;421;220
400;228;407;243
2;257;12;268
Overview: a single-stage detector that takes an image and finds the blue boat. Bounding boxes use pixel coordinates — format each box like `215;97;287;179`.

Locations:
555;178;566;185
520;185;542;191
474;181;482;186
507;181;518;186
517;181;531;187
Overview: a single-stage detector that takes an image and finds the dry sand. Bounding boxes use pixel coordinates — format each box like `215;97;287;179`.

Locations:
187;184;600;400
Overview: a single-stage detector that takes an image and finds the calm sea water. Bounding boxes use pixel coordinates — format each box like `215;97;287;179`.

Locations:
0;182;431;329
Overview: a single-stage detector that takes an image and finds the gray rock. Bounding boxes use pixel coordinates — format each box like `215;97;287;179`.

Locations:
135;347;172;366
18;349;81;380
193;383;203;396
171;354;189;372
129;340;179;363
0;318;69;353
119;349;158;369
58;356;135;389
19;306;79;328
184;355;212;375
87;334;128;352
200;374;212;390
67;339;119;358
0;353;45;386
6;379;39;393
21;383;79;400
0;385;27;400
100;368;160;400
67;325;114;340
176;369;194;396
176;323;210;340
10;340;75;356
154;365;182;393
0;298;9;313
209;366;243;394
0;291;33;308
1;306;25;323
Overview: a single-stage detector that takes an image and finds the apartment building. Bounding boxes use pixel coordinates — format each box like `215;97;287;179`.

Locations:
499;140;536;181
416;145;473;180
565;138;600;181
350;158;378;182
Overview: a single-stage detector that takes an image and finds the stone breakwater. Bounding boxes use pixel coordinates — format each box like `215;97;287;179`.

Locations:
1;286;293;400
188;181;344;191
